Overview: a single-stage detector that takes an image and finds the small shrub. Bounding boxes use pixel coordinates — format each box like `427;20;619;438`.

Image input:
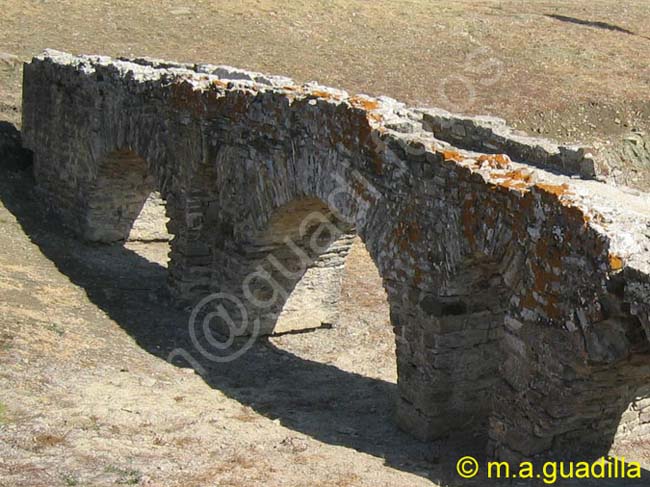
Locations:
105;465;142;485
62;474;79;486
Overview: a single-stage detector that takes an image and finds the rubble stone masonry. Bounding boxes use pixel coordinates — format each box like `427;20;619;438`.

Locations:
21;50;650;462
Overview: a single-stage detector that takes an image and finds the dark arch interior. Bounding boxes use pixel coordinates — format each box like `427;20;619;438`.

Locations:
82;148;160;242
200;196;391;340
240;197;358;335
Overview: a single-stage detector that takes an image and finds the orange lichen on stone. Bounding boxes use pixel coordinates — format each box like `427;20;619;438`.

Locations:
323;106;372;158
544;295;562;321
348;96;380;111
521;285;562;321
413;267;423;286
310;90;343;102
498;169;534;182
170;80;205;115
494;154;511;167
392;219;422;257
521;291;537;310
477;153;511;169
351;179;377;204
536;238;564;269
535;182;570;198
443;150;465;162
560;205;592;229
609;254;624;271
212;79;228;88
496;179;529;193
533;263;555;288
229;91;251;116
490;168;536;193
340;111;384;176
528;231;574;322
407;221;422;242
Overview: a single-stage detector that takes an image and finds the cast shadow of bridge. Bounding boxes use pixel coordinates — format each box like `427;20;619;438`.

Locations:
1;123;649;486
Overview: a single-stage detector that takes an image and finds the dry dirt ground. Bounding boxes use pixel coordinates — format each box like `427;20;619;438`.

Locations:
1;1;650;486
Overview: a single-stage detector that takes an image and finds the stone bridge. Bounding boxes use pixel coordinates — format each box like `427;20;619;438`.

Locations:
21;50;650;463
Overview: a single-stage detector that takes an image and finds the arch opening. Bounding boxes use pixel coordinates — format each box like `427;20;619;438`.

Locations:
206;197;388;337
82;149;153;242
81;148;171;263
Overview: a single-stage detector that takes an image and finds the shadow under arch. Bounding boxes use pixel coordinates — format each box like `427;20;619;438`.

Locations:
198;196;358;337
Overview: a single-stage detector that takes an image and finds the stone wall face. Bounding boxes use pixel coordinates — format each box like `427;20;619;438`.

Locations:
416;107;598;178
21;50;650;462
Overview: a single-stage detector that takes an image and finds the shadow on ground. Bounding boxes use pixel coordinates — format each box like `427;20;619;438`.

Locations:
1;121;649;486
545;14;650;40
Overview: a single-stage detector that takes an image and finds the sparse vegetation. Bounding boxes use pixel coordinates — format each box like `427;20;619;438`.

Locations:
105;465;142;485
33;432;66;450
62;474;79;486
45;322;65;336
0;402;7;424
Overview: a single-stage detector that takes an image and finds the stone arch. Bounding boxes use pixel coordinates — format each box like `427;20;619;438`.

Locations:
204;196;358;336
76;140;204;308
176;112;521;444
